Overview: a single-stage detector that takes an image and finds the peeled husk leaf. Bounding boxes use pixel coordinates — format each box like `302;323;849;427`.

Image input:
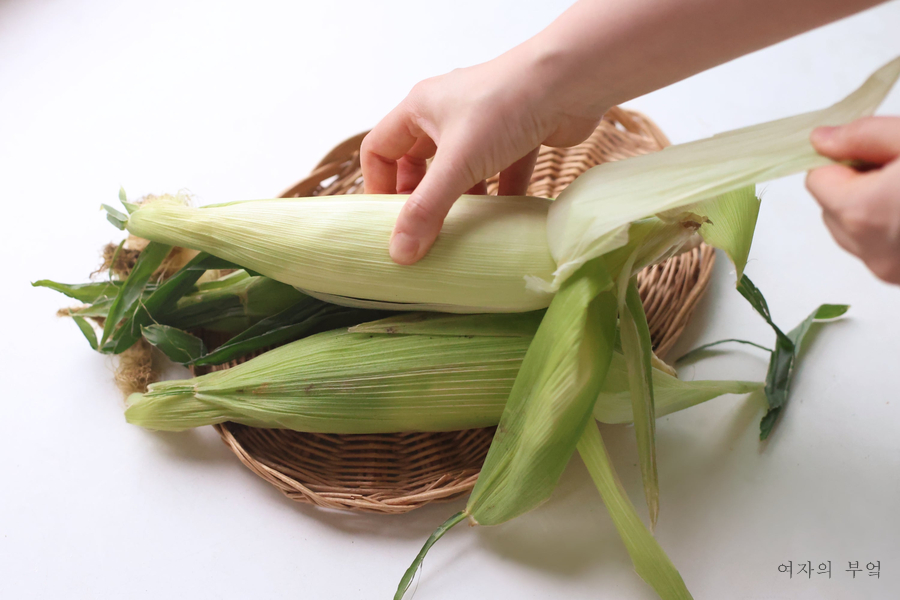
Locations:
542;57;900;291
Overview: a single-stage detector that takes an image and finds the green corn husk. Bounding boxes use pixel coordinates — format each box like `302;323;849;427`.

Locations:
44;271;307;335
464;258;619;526
161;271;307;333
619;275;660;529
125;312;760;434
124;195;557;313
577;421;692;599
394;219;707;600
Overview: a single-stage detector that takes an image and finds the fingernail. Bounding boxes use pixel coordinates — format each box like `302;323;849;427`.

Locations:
811;126;838;144
390;232;421;265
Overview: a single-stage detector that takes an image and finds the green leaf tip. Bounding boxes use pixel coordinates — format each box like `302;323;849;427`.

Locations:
394;511;466;600
810;304;849;321
759;407;782;441
737;275;791;346
102;203;128;230
32;279;123;303
118;187;139;214
142;325;207;365
72;316;99;351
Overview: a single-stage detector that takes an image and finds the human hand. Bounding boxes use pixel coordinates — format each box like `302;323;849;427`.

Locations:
806;116;900;285
360;46;603;265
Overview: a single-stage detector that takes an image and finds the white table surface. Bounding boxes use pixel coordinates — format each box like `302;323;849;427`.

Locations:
2;1;899;599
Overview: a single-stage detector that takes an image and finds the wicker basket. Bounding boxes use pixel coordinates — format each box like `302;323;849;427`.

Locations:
195;107;715;514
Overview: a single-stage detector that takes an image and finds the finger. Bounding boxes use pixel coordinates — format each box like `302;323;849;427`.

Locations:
390;143;481;265
498;147;540;196
396;136;437;194
360;104;422;194
805;163;860;214
811;116;900;166
821;210;863;257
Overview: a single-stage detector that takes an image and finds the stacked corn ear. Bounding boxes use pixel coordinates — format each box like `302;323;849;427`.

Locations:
125;312;761;433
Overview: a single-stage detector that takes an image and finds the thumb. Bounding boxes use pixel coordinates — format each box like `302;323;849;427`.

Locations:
390;143;481;265
805;163;859;214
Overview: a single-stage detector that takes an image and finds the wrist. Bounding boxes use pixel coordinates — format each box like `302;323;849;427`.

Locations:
508;25;615;122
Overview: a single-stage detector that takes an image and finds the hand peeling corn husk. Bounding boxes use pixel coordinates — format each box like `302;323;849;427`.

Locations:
36;57;896;600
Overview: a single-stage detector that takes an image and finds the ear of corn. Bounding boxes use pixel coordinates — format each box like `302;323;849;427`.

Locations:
126;327;532;433
125;317;761;433
124;195;557;313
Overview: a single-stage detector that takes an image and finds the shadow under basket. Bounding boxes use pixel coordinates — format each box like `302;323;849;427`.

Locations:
192;106;716;514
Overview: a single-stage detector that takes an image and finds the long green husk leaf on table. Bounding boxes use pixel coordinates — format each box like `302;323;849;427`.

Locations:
577;421;692;600
395;217;718;598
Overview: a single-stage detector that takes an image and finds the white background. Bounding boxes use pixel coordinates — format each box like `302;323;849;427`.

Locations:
2;1;899;599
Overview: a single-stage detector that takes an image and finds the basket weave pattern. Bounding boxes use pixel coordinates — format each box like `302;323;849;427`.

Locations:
200;107;715;513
